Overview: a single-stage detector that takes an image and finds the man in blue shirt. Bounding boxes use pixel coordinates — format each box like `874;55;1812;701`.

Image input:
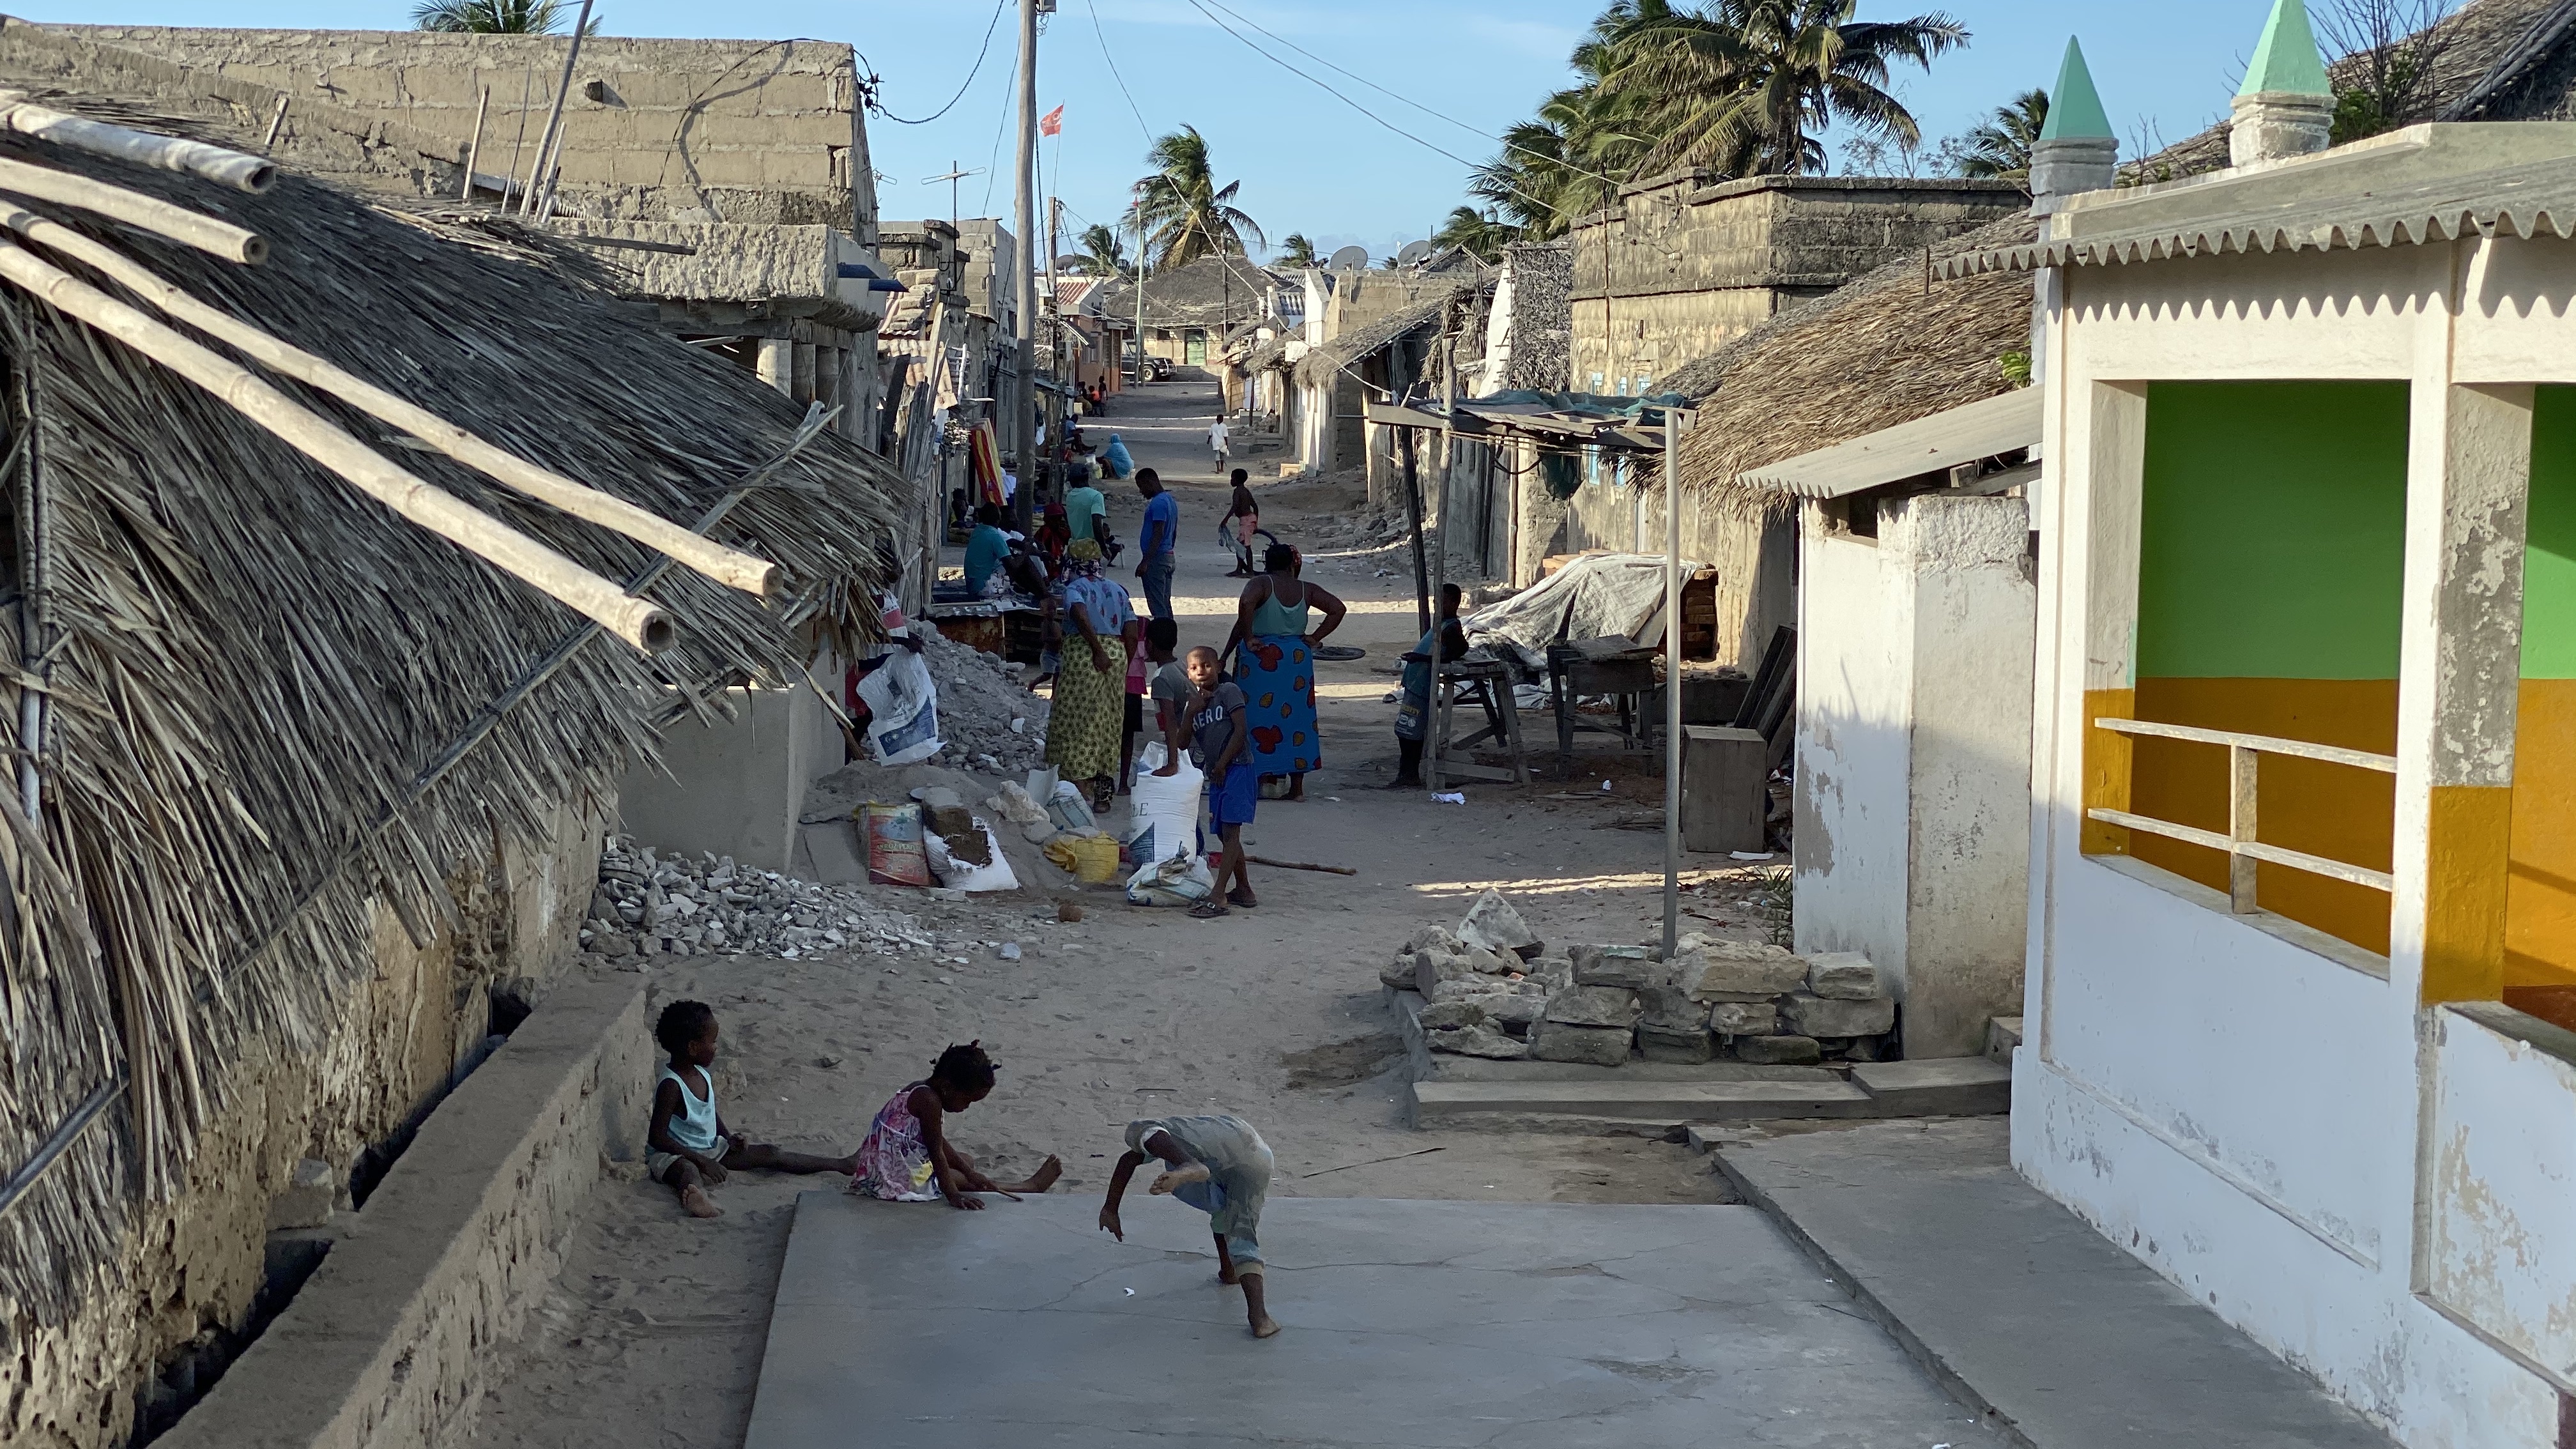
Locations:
1133;468;1179;622
963;503;1010;596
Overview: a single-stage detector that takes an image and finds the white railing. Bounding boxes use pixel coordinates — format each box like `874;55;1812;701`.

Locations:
2087;716;2397;912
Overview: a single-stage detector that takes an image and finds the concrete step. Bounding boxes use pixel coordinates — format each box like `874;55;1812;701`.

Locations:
1413;1077;1877;1127
1850;1057;2011;1116
1985;1015;2023;1067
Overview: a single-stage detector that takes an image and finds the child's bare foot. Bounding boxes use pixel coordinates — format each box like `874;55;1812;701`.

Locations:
1025;1155;1064;1193
680;1186;723;1219
1250;1313;1281;1338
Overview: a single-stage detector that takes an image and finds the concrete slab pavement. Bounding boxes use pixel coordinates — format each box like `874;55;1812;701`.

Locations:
1714;1120;2396;1449
744;1190;2013;1448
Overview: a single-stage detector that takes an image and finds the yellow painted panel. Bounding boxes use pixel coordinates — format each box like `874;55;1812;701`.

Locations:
2506;679;2576;992
2082;688;2135;857
2424;784;2513;1004
2127;678;2396;957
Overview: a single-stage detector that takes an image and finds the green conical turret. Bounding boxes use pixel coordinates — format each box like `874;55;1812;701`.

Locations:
2037;38;2113;142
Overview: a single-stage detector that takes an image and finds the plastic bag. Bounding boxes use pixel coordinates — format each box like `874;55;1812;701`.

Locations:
862;802;931;886
855;650;941;766
1043;831;1123;883
1125;742;1202;865
926;818;1022;892
1046;780;1098;834
1125;851;1216;907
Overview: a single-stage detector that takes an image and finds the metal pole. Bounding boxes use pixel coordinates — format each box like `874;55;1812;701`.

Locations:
1011;0;1038;532
520;0;591;217
1662;408;1689;959
1133;194;1147;386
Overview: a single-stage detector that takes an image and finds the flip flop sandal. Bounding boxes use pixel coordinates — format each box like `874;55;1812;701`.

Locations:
1227;889;1259;909
1188;899;1230;919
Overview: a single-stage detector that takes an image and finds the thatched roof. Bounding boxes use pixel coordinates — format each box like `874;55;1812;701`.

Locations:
2140;0;2576;180
0;94;898;1318
1292;273;1486;388
1086;254;1280;329
1667;213;2039;512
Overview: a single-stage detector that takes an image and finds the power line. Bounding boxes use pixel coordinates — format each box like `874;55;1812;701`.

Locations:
859;0;1010;126
1191;0;1497;146
1084;0;1155;148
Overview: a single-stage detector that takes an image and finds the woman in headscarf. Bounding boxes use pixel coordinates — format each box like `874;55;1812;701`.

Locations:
1219;544;1347;802
1044;539;1138;811
1101;433;1134;480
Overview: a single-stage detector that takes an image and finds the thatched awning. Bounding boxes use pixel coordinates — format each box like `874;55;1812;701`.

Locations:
0;95;899;1318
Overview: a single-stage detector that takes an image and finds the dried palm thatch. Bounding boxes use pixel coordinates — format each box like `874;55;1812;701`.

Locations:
1663;214;2040;518
0;108;898;1321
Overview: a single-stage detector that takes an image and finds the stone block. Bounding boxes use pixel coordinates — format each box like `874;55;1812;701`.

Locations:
1673;942;1808;1000
1526;1018;1634;1066
1380;951;1421;990
1457;887;1540;957
1426;1023;1528;1059
1637;985;1706;1031
1805;951;1881;1000
1414;951;1478;996
1708;1000;1779;1037
266;1157;337;1230
1527;956;1575;993
1416;999;1490;1031
1639;1025;1716;1064
1543;985;1641;1029
1851;1057;2010;1115
1465;946;1521;976
1781;993;1896;1038
1734;1034;1823;1066
1404;924;1463;954
1429;977;1508;1004
1489;993;1545;1034
1575;947;1665;989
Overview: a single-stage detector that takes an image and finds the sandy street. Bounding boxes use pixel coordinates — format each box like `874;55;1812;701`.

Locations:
463;375;1784;1448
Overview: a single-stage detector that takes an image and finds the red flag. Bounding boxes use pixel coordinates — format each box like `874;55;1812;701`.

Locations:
1039;104;1064;136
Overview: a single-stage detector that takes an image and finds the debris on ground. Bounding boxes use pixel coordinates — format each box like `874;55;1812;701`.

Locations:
580;836;932;960
915;628;1048;774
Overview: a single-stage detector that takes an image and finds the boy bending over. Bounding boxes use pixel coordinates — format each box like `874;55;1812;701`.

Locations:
1098;1114;1280;1338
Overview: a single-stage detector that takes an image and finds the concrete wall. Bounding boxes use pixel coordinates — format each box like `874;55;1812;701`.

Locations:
1567;174;2021;395
56;26;871;230
2;799;606;1449
617;672;845;874
1794;526;1916;1001
952;218;1019;335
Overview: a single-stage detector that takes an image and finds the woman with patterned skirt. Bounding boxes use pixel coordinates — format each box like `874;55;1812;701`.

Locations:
1044;539;1138;811
1220;544;1347;802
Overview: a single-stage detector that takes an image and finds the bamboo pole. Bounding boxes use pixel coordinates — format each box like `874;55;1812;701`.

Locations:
0;92;276;194
521;0;593;219
0;240;673;652
460;84;491;201
0;157;265;264
1;206;783;597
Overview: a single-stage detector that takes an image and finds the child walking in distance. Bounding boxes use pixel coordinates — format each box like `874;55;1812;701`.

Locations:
649;1000;854;1220
851;1042;1062;1209
1100;1115;1279;1338
1177;645;1256;917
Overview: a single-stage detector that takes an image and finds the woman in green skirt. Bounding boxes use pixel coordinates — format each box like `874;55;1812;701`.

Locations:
1044;539;1138;811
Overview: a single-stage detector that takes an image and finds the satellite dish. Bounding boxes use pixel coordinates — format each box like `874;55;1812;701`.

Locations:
1328;245;1368;271
1055;253;1091;272
1395;240;1434;268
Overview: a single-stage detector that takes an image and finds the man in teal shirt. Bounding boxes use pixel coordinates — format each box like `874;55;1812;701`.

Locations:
1062;477;1107;546
963;504;1010;595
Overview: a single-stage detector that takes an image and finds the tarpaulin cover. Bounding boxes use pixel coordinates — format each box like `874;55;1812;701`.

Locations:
1461;551;1703;673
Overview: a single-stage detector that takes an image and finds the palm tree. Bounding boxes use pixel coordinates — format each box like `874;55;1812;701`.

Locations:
1133;126;1265;268
1597;0;1967;177
1074;224;1129;275
1432;206;1519;263
412;0;591;32
1275;233;1321;268
1956;88;2047;179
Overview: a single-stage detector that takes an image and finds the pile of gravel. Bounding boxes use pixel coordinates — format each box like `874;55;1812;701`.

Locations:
579;838;933;960
917;629;1048;774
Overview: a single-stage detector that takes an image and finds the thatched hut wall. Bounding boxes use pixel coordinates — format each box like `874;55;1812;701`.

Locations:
0;95;898;1448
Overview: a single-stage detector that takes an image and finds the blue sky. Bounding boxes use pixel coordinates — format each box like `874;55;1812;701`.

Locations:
43;0;2283;263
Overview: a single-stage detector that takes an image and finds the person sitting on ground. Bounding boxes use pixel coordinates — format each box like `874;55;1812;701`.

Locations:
649;1000;856;1220
1224;468;1260;578
1034;501;1072;567
1176;644;1257;917
1390;582;1473;789
851;1041;1062;1209
1099;1114;1279;1338
963;503;1010;597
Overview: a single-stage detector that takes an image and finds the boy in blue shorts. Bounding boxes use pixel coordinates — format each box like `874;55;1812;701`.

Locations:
1180;645;1257;917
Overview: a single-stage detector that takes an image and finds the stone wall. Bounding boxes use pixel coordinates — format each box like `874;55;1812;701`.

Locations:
0;799;607;1449
1567;174;2022;394
51;25;871;233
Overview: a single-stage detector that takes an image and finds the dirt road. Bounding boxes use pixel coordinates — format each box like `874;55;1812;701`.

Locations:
462;374;1778;1448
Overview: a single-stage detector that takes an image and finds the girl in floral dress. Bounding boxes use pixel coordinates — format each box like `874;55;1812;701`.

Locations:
851;1042;1062;1208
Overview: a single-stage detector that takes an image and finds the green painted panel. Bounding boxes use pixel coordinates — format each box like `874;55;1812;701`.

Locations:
2137;381;2409;680
2529;387;2576;679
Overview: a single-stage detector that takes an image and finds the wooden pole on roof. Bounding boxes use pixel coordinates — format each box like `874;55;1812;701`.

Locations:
0;157;264;264
520;0;592;218
461;84;491;201
0;239;675;652
1;205;784;596
0;91;276;193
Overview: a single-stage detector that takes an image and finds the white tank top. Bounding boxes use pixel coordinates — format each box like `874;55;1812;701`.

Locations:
658;1065;719;1153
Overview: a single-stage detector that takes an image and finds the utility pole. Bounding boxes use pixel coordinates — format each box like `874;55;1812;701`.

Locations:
1133;191;1148;387
1046;195;1062;425
1011;0;1040;532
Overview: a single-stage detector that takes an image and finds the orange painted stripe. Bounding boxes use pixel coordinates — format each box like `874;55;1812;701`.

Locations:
2426;784;2515;1004
2082;687;2135;857
2506;679;2576;993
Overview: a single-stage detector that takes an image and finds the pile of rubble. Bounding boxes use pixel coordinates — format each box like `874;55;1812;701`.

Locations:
1379;890;1894;1066
579;836;934;960
916;628;1048;774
